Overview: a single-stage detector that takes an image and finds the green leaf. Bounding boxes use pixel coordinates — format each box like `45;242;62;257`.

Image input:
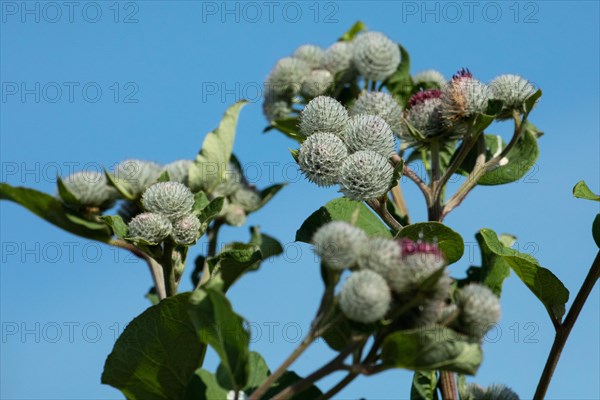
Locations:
192;191;211;214
524;88;542;113
249;226;284;261
383;45;412;106
156;170;170;183
102;293;206;400
320;305;353;351
268;118;304;142
188;288;250;392
396;222;464;265
381;327;483;375
243;352;270;392
102;215;128;239
191;101;247;191
205;243;263;292
258;183;286;210
56;176;80;206
104;168;136;200
573;180;600;201
339;20;366;41
458;231;512;297
593;214;600;248
411;370;439;400
145;287;160;306
263;371;323;399
184;369;228;400
0;183;112;242
296;197;392;243
197;197;225;224
479;228;569;323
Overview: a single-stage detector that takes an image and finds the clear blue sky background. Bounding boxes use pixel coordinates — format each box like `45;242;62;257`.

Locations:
1;1;598;399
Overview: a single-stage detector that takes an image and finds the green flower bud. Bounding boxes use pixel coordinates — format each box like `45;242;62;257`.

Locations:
231;186;261;212
489;74;535;114
339;270;391;323
266;57;311;96
350;91;403;135
142;182;195;221
293;44;325;69
352;32;400;81
299;96;349;137
223;204;246;226
312;221;367;270
298;132;348;187
163;160;193;185
413;69;446;89
128;212;172;244
61;171;118;209
301;69;334;99
339;150;394;200
322;41;355;80
114;159;162;197
343;114;396;157
455;283;501;339
172;214;201;245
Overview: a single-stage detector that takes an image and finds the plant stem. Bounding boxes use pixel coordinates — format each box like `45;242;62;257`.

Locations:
391;185;410;223
318;372;359;400
109;239;166;300
366;198;403;232
434;134;477;203
428;138;442;221
394;154;431;204
533;251;600;400
199;219;223;286
439;371;457;400
161;240;177;297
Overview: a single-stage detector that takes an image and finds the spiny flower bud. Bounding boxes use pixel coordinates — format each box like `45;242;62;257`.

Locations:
298;132;348;187
339;270;391;323
343;114;396;157
266;57;311;96
61;171;118;209
413;69;446;88
358;237;402;279
293;44;325;69
455;283;501;339
231;186;262;212
352;31;400;81
400;91;444;141
223;204;247;226
322;41;355;80
489;74;535;112
301;69;334;98
299;96;349;137
389;239;448;295
441;70;490;134
213;162;244;198
141;182;195;221
339;150;394;200
172;214;201;245
163;160;193;185
127;212;172;244
263;95;292;122
312;221;367;270
114;159;162;197
480;384;519;400
350;91;403;135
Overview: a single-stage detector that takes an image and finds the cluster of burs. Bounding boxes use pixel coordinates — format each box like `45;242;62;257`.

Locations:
263;31;536;200
313;221;501;340
57;159;262;245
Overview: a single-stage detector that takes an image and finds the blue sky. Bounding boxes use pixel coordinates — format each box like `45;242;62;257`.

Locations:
1;1;598;399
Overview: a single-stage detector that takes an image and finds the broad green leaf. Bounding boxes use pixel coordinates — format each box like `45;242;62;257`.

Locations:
381;327;483;375
573;180;600;201
197;197;225;224
205;243;263;292
262;371;323;399
258;183;286;210
469;114;495;137
479;228;569;322
0;183;112;242
192;191;210;214
188;288;250;392
411;370;439;400
593;214;600;248
102;215;128;239
102;293;205;400
184;369;228;400
458;231;512;297
319;304;353;351
243;352;270;392
339;20;366;41
268;118;304;142
249;226;284;261
296;197;392;243
104;168;136;200
56;176;79;207
396;222;464;265
191;101;247;191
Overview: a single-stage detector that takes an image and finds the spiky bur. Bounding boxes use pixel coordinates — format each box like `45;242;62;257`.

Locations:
440;69;490;135
322;41;356;81
127;212;172;244
339;150;394;200
262;93;292;122
312;221;367;270
114;159;163;197
141;182;195;221
265;57;311;96
297;132;348;187
454;283;501;339
465;383;520;400
343;114;396;157
293;44;325;69
299;96;349;137
412;69;447;89
223;204;246;226
61;171;118;209
399;90;444;143
358;237;403;279
301;69;334;99
339;270;392;323
231;186;261;212
352;31;400;81
350;91;403;136
489;74;535;116
172;214;201;245
163;160;193;185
